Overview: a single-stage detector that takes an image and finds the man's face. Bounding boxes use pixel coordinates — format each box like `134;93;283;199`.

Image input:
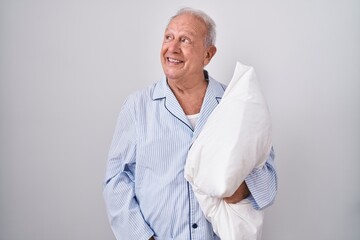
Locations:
160;14;214;82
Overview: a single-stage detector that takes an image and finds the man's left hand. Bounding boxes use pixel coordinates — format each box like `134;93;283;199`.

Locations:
223;181;250;204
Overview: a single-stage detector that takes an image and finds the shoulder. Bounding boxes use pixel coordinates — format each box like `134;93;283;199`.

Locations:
215;79;227;90
124;80;160;106
208;76;227;98
120;80;162;117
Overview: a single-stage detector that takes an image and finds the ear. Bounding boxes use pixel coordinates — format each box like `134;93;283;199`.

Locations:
203;46;217;66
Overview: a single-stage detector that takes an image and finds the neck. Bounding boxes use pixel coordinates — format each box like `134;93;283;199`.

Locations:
167;73;208;115
167;72;207;95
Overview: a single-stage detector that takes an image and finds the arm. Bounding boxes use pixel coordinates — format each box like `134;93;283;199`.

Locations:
103;99;154;240
224;147;278;210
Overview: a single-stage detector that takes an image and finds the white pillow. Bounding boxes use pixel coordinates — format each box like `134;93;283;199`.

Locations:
184;62;272;239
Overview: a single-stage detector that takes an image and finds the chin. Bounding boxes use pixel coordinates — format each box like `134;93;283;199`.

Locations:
163;68;177;80
165;73;176;81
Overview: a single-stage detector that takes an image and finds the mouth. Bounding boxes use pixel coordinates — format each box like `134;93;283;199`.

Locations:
167;57;183;64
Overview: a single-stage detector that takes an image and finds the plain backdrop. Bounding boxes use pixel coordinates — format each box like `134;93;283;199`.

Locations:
1;0;359;239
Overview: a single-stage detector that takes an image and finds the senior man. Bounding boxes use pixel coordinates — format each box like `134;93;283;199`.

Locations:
103;7;277;240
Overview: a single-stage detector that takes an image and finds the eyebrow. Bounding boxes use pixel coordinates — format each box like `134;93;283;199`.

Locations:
164;28;196;37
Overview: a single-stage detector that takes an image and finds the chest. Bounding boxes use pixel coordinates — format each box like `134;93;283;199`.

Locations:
135;104;194;173
175;94;205;115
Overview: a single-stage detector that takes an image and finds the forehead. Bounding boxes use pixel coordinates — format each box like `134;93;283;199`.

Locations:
166;14;207;36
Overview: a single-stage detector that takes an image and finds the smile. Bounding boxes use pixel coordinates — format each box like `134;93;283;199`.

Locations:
167;57;183;64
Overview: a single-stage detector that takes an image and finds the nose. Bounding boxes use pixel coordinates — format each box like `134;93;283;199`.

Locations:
167;39;181;53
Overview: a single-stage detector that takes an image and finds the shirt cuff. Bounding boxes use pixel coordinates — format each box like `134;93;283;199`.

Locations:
245;166;276;210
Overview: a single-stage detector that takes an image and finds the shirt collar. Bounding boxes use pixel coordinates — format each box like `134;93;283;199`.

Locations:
151;70;225;101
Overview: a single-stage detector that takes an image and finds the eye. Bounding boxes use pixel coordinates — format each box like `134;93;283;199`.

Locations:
181;37;191;44
164;34;173;42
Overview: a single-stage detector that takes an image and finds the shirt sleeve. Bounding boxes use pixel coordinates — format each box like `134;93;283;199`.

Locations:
103;97;154;240
245;147;278;210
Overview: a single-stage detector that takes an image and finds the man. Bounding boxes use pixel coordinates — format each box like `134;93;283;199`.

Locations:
103;7;277;240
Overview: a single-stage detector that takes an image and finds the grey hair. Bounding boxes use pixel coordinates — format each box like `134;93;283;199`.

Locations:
169;7;216;47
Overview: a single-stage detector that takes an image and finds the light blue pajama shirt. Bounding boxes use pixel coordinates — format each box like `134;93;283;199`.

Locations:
103;73;277;240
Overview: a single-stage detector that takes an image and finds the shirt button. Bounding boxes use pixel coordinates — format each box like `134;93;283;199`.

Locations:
192;223;198;229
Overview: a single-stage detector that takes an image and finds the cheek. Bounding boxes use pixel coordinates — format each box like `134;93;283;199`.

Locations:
161;42;169;53
160;47;167;62
189;50;207;64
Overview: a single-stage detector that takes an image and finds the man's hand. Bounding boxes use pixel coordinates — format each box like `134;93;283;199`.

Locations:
223;181;250;204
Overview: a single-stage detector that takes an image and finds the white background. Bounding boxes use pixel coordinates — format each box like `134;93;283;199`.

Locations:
1;0;359;239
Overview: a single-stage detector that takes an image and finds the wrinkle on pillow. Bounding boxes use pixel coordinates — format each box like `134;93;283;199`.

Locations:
184;62;272;240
